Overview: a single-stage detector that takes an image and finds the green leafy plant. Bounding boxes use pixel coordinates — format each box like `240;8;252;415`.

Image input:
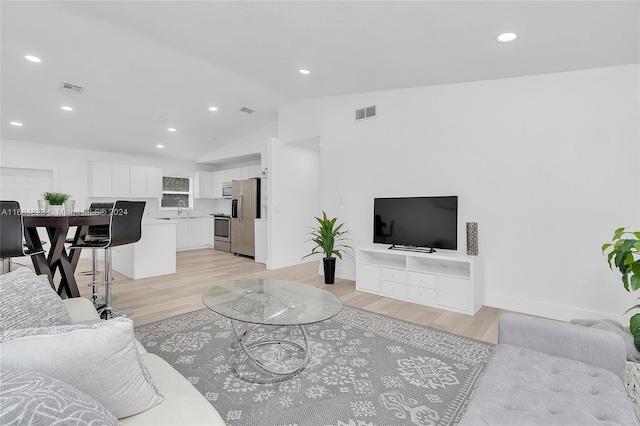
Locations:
302;211;352;260
42;192;71;205
602;227;640;349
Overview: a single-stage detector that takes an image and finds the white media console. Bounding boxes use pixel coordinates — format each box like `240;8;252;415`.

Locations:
356;244;483;316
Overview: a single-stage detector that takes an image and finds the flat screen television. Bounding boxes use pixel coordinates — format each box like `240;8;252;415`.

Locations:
373;196;458;252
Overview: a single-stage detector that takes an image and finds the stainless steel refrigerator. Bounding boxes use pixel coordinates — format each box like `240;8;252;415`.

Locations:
231;178;261;257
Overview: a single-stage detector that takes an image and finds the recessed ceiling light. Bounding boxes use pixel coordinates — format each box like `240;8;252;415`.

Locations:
61;106;73;111
10;121;23;127
156;144;165;148
208;106;218;112
497;32;518;43
24;55;42;63
299;69;311;75
168;127;176;132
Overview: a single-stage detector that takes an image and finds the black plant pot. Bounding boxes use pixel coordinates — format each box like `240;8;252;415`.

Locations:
323;257;336;284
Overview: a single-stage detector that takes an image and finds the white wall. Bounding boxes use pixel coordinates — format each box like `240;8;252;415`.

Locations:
267;137;320;269
278;64;640;322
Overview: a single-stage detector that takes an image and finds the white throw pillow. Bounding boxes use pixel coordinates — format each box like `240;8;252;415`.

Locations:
0;318;164;419
0;267;72;331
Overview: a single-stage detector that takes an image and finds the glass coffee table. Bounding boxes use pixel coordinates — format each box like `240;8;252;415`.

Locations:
202;279;343;383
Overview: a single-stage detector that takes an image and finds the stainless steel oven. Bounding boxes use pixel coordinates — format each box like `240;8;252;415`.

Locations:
213;215;231;252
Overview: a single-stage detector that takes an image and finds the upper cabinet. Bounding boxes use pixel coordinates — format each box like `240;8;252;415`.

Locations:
195;165;261;199
89;162;162;198
224;168;243;182
194;171;213;199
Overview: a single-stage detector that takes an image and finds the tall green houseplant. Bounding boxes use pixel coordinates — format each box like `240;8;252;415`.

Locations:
303;211;352;284
602;227;640;349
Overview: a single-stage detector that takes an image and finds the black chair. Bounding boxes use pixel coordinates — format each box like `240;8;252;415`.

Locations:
0;201;45;275
71;200;146;319
67;202;114;307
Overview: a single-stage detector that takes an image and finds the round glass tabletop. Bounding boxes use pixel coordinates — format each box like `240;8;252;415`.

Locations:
202;279;343;326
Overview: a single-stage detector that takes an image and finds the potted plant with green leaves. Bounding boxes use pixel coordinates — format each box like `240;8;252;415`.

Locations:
302;211;352;284
42;192;71;214
602;227;640;349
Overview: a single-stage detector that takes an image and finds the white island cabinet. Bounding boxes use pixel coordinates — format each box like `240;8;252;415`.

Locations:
356;244;482;316
112;219;176;279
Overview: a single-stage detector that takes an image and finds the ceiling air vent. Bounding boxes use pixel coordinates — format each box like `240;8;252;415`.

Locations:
355;105;376;121
239;106;255;114
60;82;85;94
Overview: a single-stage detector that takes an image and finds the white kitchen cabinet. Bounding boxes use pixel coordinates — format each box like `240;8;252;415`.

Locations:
224;168;242;182
129;165;147;198
175;217;209;251
205;217;214;246
112;164;130;197
89;162;112;197
90;162;162;198
355;244;482;316
211;171;223;198
175;220;190;250
194;171;213;198
241;165;261;179
188;218;206;247
89;162;129;197
146;167;162;198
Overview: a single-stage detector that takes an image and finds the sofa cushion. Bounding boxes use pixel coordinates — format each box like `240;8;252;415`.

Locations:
0;267;72;331
0;318;164;419
460;344;639;425
120;353;225;426
0;368;121;426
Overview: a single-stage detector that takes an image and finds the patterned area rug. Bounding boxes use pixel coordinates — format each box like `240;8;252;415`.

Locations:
134;306;494;426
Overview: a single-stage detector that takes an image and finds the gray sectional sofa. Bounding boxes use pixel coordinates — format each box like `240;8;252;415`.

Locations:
460;313;639;425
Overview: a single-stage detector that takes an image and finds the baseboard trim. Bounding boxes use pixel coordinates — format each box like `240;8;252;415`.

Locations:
267;256;311;270
484;292;627;324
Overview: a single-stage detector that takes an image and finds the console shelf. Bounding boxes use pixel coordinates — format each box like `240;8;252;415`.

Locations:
356;244;483;316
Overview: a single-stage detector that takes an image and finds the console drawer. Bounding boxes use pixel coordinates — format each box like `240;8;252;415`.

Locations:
408;271;436;289
381;280;407;299
380;268;406;284
408;285;436;305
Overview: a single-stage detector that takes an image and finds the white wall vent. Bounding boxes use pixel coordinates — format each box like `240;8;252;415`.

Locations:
60;82;85;94
240;106;255;114
355;105;376;121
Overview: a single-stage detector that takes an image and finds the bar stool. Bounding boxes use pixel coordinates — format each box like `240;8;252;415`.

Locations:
0;201;45;275
67;202;113;307
71;200;146;319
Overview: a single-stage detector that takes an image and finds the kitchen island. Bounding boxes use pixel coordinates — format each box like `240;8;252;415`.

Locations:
112;218;177;279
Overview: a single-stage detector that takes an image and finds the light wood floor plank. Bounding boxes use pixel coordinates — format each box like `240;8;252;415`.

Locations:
68;248;508;344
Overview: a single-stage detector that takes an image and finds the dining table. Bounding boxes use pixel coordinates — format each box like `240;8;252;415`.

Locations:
23;212;110;298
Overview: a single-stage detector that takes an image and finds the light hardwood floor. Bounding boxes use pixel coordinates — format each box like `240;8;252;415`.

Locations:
71;248;508;344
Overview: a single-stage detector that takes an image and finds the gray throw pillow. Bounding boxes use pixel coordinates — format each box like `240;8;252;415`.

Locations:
0;317;164;419
0;368;121;426
0;267;72;331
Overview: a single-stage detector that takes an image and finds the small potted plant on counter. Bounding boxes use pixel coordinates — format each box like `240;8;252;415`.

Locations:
42;192;71;214
303;211;352;284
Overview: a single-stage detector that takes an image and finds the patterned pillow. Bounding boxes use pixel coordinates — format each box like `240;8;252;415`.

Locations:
0;267;72;331
0;317;164;419
0;369;121;426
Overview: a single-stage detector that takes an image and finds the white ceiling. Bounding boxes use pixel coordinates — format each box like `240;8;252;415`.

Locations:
2;1;638;163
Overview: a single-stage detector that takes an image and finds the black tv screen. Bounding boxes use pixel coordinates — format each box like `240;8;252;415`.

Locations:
373;196;458;250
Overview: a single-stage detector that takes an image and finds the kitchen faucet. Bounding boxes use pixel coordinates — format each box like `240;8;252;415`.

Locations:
178;200;186;215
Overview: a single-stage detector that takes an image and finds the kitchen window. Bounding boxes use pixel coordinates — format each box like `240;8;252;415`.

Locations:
160;176;193;209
